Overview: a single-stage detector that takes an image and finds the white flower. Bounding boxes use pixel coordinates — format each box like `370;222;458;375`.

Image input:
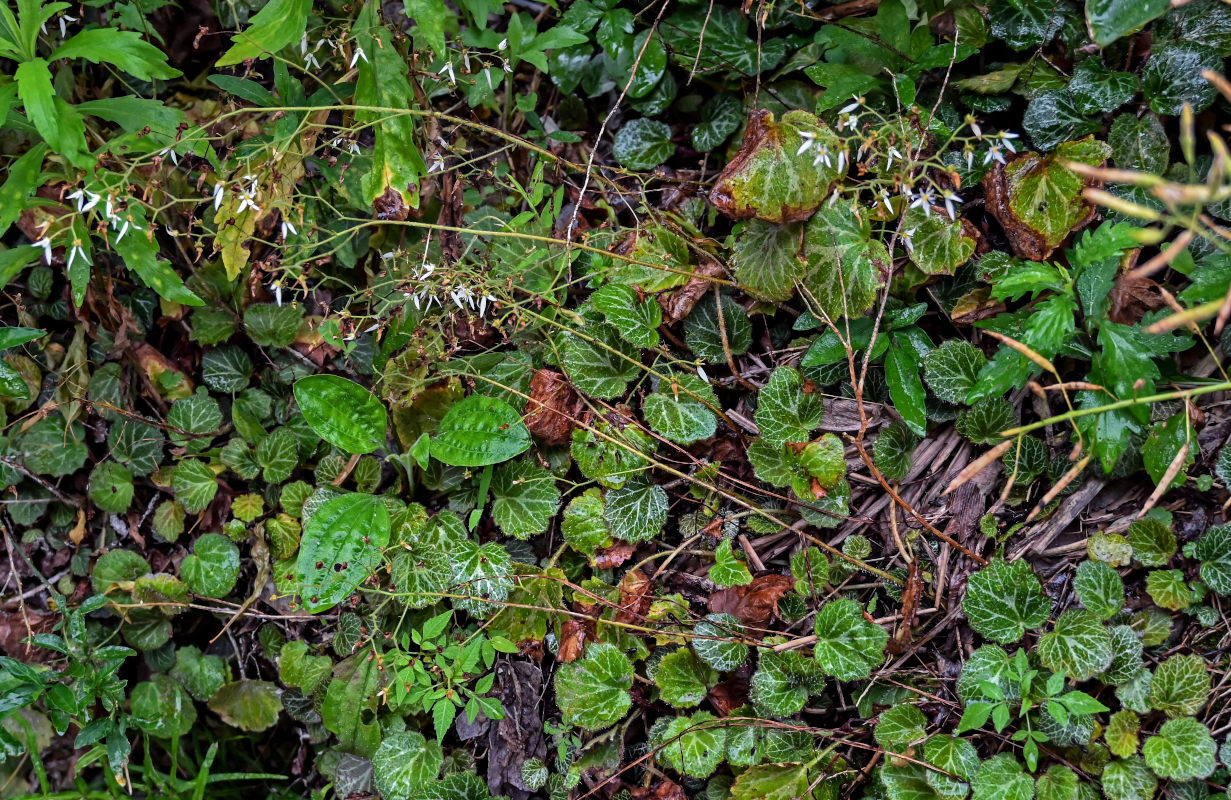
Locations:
498;38;508;51
796;130;816;156
32;237;53;264
237;195;261;214
983;145;1006;166
212;183;225;210
59;14;77;37
885;147;903;169
836;149;848;172
964;146;975;169
997;130;1019;153
349;47;367;68
696;365;709;383
115;218;142;242
67;189;100;213
381;251;397;261
158;146;179;166
429;154;446;173
280;220;297;239
971;121;983;139
442;61;456;86
501;59;512;73
812;147;832;168
305;51;321;69
942;190;962;221
902;228;917;253
843;113;860;131
909;189;935;217
67;241;90;271
272;281;283;306
838;96;863;115
878;188;892;213
104;195;116;222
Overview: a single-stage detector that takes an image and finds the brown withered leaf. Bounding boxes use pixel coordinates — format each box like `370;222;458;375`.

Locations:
708;677;750;716
1108;273;1164;324
523;369;585;446
950;287;1006;326
886;559;923;655
707;574;794;626
373;185;410;221
594;541;636;569
557;617;593;664
660;261;725;323
631;782;687;800
616;568;654;625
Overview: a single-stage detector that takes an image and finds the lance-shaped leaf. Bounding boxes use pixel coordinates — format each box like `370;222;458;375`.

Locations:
430;394;531;467
709;109;844;224
294;375;388;455
297;493;391;613
216;0;310;65
353;3;426;211
962;558;1050;644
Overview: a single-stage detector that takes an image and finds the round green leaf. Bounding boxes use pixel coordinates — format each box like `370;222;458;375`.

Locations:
373;731;444;800
208;679;282;732
89;461;134;513
181;533;241;598
131;674;196;738
813;598;887;680
1149;654;1210;718
962;558;1051;644
1038;608;1114;681
1143;717;1217;780
1142;44;1222;116
613;118;675;171
1074;559;1124;620
555;642;633;731
655;648;716;709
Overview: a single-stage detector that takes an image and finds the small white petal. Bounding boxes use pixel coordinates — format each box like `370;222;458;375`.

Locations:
33;237;53;264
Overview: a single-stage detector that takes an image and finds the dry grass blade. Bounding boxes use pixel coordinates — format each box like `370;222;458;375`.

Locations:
1025;454;1092;523
1203;69;1231;104
1139;443;1190;519
1062;161;1162;186
1125;229;1195;281
982;330;1058;375
1082;188;1162;221
942;440;1013;497
1145;301;1221;334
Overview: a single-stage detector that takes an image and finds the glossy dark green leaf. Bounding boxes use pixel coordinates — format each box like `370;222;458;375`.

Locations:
294;375;388;455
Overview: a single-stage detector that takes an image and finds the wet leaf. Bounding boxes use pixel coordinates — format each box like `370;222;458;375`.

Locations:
709;109;844;224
